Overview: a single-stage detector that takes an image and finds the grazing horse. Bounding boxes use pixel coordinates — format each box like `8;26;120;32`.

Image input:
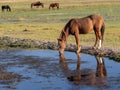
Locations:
49;3;59;10
1;5;11;12
31;1;44;8
58;14;105;54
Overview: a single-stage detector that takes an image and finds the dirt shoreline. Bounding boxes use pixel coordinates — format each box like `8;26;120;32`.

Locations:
0;36;120;62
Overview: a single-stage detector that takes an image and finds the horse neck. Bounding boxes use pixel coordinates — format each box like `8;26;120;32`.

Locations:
60;29;69;41
9;7;11;11
56;4;59;8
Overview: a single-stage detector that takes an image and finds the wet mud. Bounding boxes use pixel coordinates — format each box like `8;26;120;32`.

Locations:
0;36;120;62
0;50;120;90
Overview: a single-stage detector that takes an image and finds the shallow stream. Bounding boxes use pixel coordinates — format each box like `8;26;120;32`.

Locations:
0;50;120;90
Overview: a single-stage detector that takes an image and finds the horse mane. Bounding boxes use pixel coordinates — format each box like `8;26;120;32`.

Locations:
58;19;72;41
59;26;69;41
59;30;66;40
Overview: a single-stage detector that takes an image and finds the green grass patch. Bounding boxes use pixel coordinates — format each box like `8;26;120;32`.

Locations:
0;0;120;48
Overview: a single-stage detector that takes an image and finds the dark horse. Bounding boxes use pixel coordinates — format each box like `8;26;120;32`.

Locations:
1;5;11;12
31;1;44;8
49;3;59;10
58;14;105;54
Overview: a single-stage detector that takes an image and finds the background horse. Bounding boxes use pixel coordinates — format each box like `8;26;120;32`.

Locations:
1;5;11;12
49;3;59;10
31;1;44;8
58;14;105;54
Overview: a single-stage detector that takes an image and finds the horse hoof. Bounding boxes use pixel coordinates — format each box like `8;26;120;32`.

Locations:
93;47;97;49
76;50;80;54
98;47;101;49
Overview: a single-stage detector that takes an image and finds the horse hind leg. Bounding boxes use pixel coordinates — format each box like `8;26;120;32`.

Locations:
75;30;81;54
95;21;105;49
97;30;102;49
98;39;102;49
94;27;102;49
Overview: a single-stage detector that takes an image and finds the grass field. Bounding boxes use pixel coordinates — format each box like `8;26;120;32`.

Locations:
0;0;120;48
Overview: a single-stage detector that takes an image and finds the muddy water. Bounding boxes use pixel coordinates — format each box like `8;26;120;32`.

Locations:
0;49;120;90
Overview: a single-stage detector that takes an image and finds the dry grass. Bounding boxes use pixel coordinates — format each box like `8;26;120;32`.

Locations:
0;0;120;49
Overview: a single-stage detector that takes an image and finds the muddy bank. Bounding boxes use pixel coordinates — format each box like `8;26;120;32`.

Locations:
0;36;120;61
0;66;21;89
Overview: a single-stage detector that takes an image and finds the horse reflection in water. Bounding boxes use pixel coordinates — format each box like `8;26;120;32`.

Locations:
59;54;107;85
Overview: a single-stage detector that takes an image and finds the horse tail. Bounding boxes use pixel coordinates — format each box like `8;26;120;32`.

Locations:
101;22;105;43
41;3;44;8
31;3;33;8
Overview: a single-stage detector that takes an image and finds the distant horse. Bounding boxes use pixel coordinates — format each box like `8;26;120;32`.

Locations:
31;1;44;8
1;5;11;12
49;3;59;10
58;14;105;54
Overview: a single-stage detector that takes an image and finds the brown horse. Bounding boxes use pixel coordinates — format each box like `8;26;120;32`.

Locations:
31;1;44;8
58;14;105;54
49;3;59;10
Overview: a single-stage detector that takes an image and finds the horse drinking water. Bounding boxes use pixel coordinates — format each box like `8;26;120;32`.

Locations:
58;14;105;54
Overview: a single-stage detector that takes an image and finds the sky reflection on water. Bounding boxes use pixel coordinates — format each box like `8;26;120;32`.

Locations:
0;50;120;90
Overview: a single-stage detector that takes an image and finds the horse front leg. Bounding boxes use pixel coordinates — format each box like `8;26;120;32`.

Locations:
94;31;98;49
75;33;81;54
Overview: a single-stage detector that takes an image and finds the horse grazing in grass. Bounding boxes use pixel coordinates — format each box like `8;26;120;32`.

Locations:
58;14;105;54
31;1;44;8
1;5;11;12
49;3;59;10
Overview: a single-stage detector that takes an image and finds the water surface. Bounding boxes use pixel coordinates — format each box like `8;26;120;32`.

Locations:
0;50;120;90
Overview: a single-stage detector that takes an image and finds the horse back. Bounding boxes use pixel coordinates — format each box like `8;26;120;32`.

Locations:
78;15;104;34
88;14;104;26
64;14;104;34
65;18;93;34
50;3;59;7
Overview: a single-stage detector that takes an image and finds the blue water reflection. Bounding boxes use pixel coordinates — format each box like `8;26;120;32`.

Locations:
0;50;119;90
